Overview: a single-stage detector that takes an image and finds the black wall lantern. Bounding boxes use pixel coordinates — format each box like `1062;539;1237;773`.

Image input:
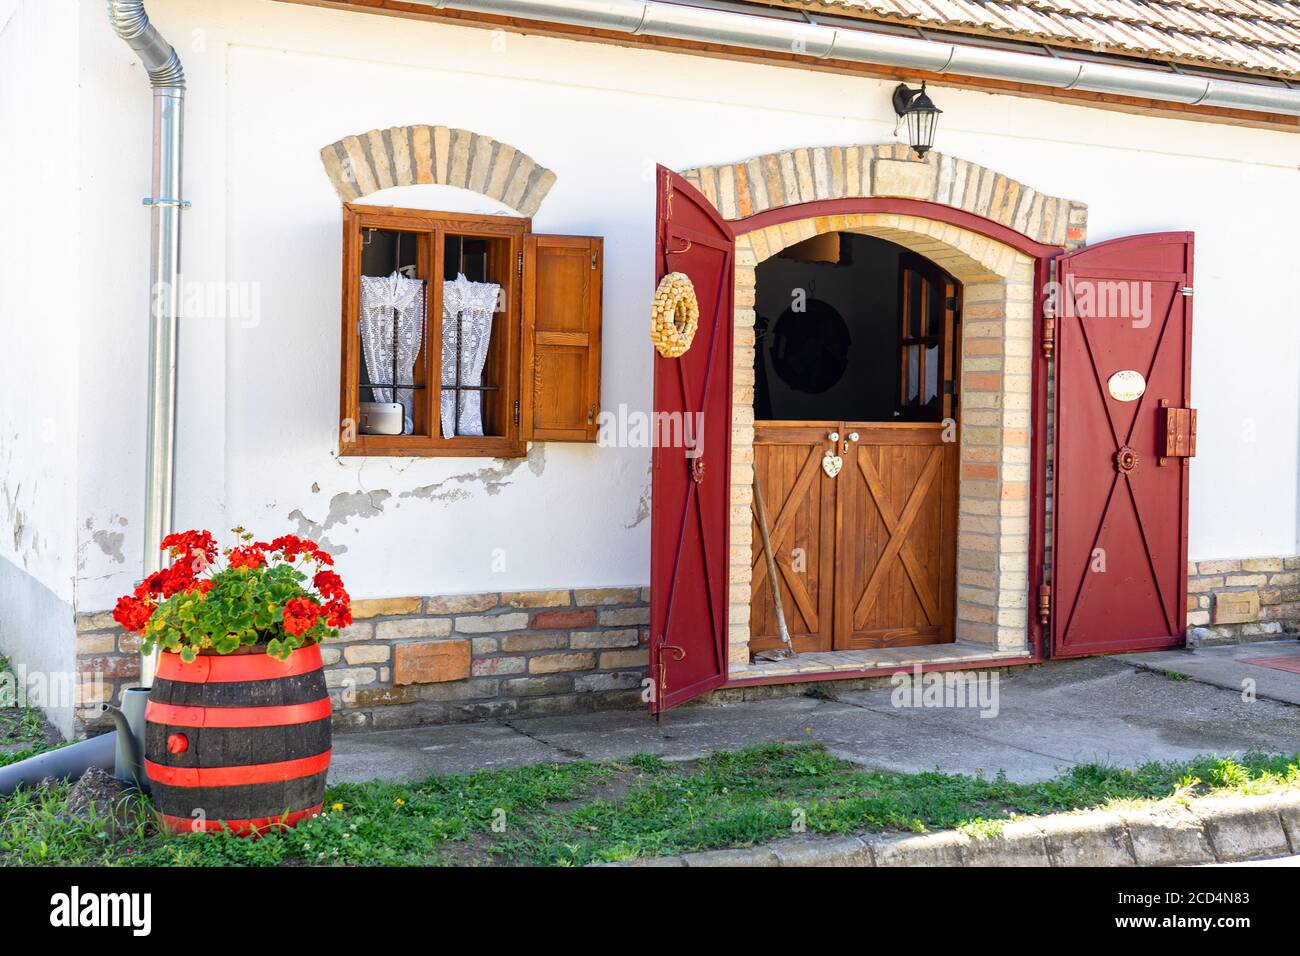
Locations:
892;82;942;158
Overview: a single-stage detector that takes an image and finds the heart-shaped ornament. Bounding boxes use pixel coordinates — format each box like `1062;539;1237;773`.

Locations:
822;453;843;478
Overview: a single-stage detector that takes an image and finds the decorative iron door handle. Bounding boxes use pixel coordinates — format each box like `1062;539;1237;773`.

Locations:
1115;446;1140;475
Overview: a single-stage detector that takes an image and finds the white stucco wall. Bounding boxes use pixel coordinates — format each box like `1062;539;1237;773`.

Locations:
68;0;1300;614
0;0;82;735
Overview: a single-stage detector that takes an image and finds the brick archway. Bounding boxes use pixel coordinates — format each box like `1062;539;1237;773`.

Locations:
319;125;557;215
678;146;1087;670
680;145;1085;248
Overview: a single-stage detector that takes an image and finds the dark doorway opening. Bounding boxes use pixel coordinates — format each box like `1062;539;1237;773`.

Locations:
754;232;956;424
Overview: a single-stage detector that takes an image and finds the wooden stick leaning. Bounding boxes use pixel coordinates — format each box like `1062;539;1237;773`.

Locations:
751;474;796;660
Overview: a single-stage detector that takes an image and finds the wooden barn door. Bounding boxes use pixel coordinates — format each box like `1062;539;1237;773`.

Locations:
649;166;735;713
836;424;958;648
750;423;837;654
1050;233;1194;657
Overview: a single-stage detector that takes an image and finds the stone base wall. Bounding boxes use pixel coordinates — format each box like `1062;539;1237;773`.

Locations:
330;588;649;729
1187;557;1300;645
73;586;649;736
74;613;142;737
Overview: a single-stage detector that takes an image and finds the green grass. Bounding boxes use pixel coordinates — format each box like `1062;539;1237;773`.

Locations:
0;656;59;764
2;743;1297;866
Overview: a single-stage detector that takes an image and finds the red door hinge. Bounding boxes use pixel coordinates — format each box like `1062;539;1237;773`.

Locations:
1037;583;1051;626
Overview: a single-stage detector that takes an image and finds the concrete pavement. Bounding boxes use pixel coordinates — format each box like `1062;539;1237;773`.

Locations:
1119;640;1300;706
329;651;1300;784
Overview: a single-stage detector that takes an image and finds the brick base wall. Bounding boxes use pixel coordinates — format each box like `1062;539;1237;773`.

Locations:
73;586;649;735
74;613;143;735
1187;557;1300;645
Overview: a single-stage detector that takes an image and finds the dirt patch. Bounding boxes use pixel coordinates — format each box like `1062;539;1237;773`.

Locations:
63;767;144;838
437;828;500;866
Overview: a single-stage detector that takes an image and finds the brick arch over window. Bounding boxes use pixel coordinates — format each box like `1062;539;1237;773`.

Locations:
319;126;557;215
683;146;1089;671
680;145;1086;248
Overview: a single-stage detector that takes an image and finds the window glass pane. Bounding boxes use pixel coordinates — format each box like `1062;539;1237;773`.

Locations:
905;271;923;338
905;345;920;403
924;344;939;404
440;233;508;439
444;235;493;283
926;282;945;336
359;228;426;437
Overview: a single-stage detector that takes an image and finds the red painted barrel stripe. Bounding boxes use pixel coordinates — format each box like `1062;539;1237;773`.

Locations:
146;697;332;728
158;804;322;836
156;643;323;683
145;750;331;788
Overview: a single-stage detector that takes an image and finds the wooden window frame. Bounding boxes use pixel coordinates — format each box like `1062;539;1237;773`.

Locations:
340;203;530;458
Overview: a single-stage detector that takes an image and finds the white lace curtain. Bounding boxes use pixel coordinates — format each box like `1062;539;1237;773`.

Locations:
359;272;425;435
441;274;499;438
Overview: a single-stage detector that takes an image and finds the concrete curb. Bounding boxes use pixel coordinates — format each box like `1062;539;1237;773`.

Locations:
601;791;1300;867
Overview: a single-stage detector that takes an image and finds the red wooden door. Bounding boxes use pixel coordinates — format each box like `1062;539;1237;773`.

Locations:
649;167;735;712
1050;233;1194;657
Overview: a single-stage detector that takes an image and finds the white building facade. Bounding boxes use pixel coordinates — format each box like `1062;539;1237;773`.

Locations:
1;0;1298;736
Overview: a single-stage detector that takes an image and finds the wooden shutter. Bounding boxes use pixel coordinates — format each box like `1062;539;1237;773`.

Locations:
521;235;602;442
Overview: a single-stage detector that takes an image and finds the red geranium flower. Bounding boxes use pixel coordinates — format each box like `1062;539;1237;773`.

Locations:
268;534;302;554
313;570;346;600
116;528;351;660
113;594;156;633
161;530;218;563
228;546;266;570
324;600;352;629
135;563;198;600
283;597;323;636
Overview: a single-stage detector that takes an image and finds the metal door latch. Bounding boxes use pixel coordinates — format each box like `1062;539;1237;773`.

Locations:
1159;399;1197;465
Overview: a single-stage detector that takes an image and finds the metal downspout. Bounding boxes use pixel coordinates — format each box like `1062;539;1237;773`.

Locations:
108;1;186;687
411;0;1300;117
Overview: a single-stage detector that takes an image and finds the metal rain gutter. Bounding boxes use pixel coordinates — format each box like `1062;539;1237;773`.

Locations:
108;0;187;687
411;0;1300;117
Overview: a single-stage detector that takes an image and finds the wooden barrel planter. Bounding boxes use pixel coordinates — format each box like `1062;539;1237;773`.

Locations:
144;643;332;835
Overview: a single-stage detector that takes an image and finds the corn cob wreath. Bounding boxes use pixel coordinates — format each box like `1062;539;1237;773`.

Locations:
650;272;699;358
